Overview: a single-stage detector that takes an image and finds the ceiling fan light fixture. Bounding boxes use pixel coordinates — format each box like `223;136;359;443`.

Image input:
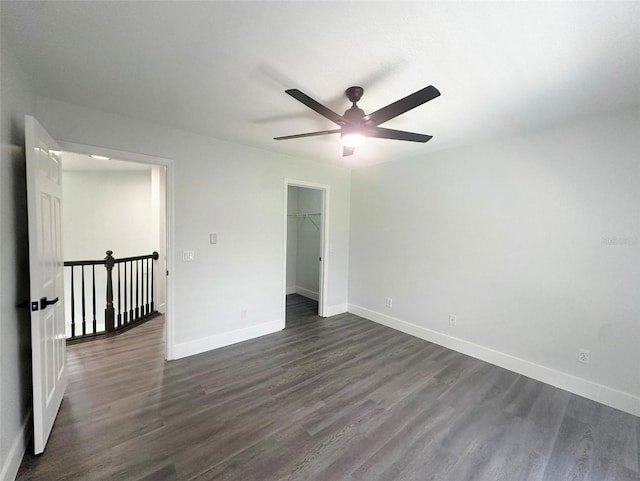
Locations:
274;84;440;155
340;131;366;148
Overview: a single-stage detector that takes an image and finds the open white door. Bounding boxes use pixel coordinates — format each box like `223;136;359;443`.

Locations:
25;115;67;454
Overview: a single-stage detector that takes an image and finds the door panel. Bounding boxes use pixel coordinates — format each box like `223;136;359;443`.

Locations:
26;115;67;454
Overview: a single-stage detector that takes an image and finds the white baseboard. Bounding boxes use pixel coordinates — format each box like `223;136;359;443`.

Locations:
324;303;348;317
157;302;166;314
286;286;297;295
172;319;284;360
295;286;319;301
348;304;640;417
1;410;31;481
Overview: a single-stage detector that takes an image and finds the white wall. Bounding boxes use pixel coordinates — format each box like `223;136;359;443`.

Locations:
0;34;36;481
63;170;153;259
33;97;351;358
349;107;640;415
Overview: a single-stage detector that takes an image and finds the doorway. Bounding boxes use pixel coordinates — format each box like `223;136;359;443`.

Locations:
25;117;175;454
57;141;175;360
60;152;167;340
283;180;329;324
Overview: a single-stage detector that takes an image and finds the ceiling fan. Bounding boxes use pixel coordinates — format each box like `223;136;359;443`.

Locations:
274;85;440;156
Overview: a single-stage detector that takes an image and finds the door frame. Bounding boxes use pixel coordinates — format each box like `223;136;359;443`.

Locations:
57;141;177;360
283;179;330;319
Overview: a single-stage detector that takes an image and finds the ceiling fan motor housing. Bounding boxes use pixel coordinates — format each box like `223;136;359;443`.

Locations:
343;106;365;123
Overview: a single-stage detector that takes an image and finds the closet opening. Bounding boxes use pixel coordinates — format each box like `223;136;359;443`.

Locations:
283;180;329;326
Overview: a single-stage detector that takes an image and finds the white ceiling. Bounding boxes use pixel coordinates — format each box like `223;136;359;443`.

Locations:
3;1;640;168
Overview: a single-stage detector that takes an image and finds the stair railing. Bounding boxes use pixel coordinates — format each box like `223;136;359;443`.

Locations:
64;250;160;342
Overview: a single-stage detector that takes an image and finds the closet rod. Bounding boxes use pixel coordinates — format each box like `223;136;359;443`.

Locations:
288;212;321;230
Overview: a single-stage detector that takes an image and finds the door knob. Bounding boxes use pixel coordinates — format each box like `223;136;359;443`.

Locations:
40;297;59;310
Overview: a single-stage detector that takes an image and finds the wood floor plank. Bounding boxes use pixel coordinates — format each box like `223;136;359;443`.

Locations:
16;295;639;481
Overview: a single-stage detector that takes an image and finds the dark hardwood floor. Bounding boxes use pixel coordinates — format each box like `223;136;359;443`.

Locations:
17;295;639;480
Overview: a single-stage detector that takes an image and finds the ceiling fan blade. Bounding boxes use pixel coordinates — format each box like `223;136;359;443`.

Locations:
365;85;440;126
343;146;355;157
285;89;347;126
274;129;341;140
367;127;433;143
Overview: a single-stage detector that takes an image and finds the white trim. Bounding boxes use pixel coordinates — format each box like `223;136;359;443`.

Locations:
324;303;348;317
286;286;297;295
283;179;330;319
57;141;176;360
348;303;640;417
0;411;32;481
295;286;319;301
172;319;284;360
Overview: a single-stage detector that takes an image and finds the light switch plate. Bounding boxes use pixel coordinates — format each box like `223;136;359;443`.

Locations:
182;251;194;262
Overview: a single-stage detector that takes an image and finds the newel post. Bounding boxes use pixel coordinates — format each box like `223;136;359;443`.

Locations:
105;250;115;332
151;251;159;312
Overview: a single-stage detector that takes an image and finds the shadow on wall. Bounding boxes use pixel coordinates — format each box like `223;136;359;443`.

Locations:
10;116;34;427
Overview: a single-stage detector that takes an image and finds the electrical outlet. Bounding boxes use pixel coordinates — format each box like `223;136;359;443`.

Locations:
385;297;393;308
578;349;590;364
448;314;457;326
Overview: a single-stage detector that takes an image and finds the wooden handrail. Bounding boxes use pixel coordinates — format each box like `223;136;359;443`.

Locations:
115;252;159;263
64;252;159;266
64;259;105;267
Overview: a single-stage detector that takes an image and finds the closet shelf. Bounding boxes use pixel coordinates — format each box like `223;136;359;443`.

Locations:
288;213;321;230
